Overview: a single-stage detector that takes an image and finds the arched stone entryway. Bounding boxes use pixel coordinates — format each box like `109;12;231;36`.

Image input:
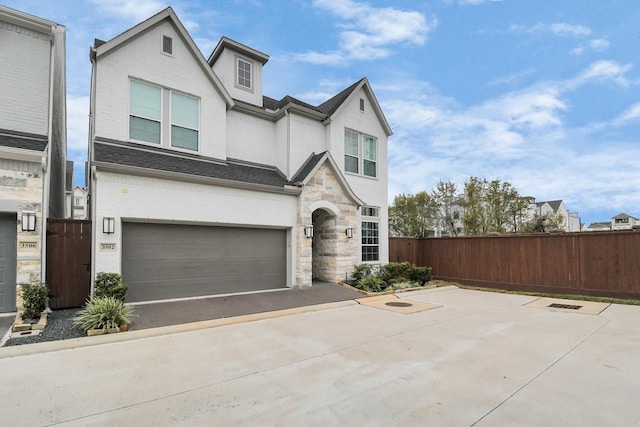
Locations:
311;207;338;281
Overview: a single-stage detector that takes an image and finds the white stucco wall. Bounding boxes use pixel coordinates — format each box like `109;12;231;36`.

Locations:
288;113;326;178
0;19;50;135
226;110;277;165
94;21;228;160
93;171;298;284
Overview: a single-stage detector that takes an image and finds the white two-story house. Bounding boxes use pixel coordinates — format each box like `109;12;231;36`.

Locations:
0;6;67;312
88;8;391;302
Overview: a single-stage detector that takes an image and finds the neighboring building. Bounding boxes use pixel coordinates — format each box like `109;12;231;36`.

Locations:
71;186;89;220
0;6;67;312
586;222;611;232
534;200;575;231
65;160;73;218
611;213;639;231
88;8;391;302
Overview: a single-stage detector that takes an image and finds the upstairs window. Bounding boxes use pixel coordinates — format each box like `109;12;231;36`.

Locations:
130;80;161;144
129;79;200;151
344;129;377;178
74;197;82;207
237;58;252;90
171;92;199;151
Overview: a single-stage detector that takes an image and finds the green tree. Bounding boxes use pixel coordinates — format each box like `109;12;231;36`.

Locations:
460;177;525;235
523;212;565;233
389;191;438;237
431;180;459;236
461;176;489;235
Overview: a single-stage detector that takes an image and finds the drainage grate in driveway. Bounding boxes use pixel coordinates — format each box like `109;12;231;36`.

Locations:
385;302;413;308
548;303;583;310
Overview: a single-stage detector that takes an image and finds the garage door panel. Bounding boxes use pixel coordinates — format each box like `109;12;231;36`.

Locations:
122;223;286;302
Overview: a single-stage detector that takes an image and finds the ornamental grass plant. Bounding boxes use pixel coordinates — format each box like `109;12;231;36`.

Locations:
74;296;135;331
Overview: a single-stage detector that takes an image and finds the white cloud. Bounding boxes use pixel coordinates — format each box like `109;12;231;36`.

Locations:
566;60;633;89
89;0;168;22
511;22;591;37
67;95;90;153
570;38;610;55
615;103;640;125
297;0;435;64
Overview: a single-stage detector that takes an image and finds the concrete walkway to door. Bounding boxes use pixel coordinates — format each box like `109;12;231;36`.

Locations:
0;285;639;426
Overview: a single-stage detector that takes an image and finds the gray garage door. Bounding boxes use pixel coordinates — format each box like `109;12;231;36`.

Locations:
122;222;286;302
0;213;17;312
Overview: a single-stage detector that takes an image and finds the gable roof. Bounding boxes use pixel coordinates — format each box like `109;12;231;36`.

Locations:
91;7;233;108
291;151;364;206
234;79;392;136
319;77;392;136
612;213;638;220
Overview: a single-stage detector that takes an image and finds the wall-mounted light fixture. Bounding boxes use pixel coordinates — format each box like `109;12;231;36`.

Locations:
345;227;354;238
21;212;36;231
103;217;115;234
304;225;314;238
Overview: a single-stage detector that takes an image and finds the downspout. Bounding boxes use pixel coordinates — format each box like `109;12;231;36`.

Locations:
88;47;98;295
41;26;56;287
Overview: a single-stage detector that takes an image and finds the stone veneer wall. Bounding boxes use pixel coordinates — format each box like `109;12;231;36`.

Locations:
296;164;359;286
0;159;44;289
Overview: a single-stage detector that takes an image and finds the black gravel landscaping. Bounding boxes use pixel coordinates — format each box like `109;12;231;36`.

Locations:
3;308;86;347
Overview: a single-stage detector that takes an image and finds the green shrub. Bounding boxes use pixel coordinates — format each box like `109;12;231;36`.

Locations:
357;275;386;293
349;263;374;284
408;266;433;286
94;272;128;301
378;262;412;283
74;296;135;331
20;282;48;320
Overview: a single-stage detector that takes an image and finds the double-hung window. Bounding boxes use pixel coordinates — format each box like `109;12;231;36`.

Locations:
130;80;162;144
361;206;380;262
237;58;252;90
171;92;199;151
129;80;200;151
344;129;377;178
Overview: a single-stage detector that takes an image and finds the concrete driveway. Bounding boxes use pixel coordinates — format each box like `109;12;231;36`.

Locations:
0;286;638;426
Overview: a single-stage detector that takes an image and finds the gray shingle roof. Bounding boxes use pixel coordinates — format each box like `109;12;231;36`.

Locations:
317;79;363;116
290;152;327;184
261;78;364;117
94;139;291;188
0;129;47;151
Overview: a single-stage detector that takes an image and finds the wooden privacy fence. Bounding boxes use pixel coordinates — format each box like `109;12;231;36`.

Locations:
390;231;640;300
46;219;92;309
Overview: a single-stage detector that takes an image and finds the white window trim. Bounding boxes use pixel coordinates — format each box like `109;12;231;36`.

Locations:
129;79;201;153
235;56;254;92
344;129;378;179
361;206;380;263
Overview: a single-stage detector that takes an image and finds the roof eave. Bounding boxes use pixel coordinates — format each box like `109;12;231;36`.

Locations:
93;161;301;196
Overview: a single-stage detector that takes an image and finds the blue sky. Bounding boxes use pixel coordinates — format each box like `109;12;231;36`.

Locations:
5;0;639;226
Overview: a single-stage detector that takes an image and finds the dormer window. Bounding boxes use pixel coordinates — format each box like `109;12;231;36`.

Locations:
162;35;173;55
236;57;252;90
